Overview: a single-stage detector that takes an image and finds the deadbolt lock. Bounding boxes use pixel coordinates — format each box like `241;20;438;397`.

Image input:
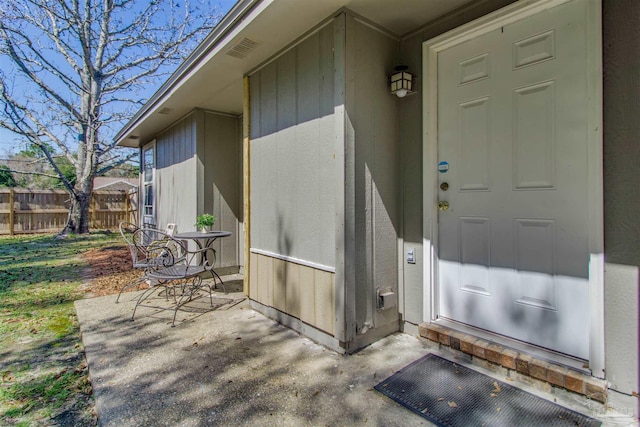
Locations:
440;182;449;191
438;201;449;211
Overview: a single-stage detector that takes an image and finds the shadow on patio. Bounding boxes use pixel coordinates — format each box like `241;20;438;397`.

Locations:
75;277;434;427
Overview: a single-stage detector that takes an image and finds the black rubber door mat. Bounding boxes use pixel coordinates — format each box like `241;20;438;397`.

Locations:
375;354;601;427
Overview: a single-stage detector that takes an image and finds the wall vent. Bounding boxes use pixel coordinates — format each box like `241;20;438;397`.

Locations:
226;37;260;59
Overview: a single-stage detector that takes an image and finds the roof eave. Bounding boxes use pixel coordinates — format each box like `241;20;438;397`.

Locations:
114;0;264;148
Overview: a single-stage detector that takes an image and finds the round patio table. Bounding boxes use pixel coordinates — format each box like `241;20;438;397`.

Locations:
173;231;232;253
173;231;232;293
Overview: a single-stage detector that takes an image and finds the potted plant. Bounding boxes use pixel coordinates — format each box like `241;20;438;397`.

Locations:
195;213;216;232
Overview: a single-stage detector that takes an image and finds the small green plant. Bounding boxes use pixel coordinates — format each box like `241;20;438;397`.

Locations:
195;213;216;230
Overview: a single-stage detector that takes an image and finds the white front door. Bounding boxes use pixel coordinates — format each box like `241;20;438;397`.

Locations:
436;0;591;359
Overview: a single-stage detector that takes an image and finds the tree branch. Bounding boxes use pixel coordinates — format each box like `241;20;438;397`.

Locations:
0;24;83;122
96;150;137;175
2;168;64;180
0;0;223;232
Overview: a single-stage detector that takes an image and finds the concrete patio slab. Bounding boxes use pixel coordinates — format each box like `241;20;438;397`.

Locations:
75;279;436;426
75;277;630;426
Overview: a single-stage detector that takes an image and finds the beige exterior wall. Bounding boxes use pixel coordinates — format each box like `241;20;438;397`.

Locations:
250;252;335;335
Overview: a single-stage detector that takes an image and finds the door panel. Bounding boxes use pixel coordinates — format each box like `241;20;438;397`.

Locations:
459;217;491;295
514;219;556;310
513;81;555;190
436;0;590;359
459;98;491;191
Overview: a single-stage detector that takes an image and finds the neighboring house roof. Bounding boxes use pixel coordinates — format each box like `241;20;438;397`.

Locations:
93;177;139;191
114;0;474;148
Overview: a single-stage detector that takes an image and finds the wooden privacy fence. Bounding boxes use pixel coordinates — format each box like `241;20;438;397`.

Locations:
0;188;138;235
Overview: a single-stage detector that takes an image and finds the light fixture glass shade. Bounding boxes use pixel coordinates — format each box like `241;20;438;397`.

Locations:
390;66;415;97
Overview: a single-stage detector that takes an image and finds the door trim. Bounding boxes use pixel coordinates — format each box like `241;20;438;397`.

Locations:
421;0;604;375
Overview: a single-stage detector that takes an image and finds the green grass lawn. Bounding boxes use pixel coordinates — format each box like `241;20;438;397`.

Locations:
0;232;122;426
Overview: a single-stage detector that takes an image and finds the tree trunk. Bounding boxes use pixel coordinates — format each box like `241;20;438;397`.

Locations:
64;190;92;234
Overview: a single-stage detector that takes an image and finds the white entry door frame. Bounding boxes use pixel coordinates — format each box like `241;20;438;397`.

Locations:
421;0;604;376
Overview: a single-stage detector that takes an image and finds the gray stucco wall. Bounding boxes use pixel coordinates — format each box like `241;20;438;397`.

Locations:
345;16;400;337
602;0;640;398
249;23;335;268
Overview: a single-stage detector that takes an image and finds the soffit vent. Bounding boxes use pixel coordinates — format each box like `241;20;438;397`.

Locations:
157;107;173;115
226;37;260;59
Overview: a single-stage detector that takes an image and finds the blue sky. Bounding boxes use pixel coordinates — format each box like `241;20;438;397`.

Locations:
0;0;238;157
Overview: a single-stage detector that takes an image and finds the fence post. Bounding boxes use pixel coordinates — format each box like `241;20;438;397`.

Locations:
90;193;95;229
125;190;131;224
9;188;15;236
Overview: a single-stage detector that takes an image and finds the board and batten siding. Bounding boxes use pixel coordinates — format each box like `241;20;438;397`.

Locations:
201;110;242;269
154;113;199;232
249;23;336;334
249;252;335;335
152;110;242;270
249;24;335;266
249;14;401;347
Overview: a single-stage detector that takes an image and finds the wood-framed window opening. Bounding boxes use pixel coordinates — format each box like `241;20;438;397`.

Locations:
142;140;156;228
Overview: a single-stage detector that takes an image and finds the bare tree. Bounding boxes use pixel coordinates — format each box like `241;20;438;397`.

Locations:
0;0;222;233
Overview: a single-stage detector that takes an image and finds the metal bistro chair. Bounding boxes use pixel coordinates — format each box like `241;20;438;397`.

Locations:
117;221;146;302
130;230;225;326
116;222;169;302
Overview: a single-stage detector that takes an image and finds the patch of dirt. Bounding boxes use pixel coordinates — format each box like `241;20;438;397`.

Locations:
80;245;145;297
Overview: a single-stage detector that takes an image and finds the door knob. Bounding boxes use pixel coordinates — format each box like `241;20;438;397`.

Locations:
438;201;449;211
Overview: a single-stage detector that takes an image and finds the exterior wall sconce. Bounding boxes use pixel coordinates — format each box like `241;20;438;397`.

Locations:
390;65;416;98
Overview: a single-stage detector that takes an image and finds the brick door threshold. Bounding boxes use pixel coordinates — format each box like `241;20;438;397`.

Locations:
418;322;607;404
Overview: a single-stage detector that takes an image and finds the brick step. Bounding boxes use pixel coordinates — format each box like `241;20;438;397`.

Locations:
418;323;607;403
